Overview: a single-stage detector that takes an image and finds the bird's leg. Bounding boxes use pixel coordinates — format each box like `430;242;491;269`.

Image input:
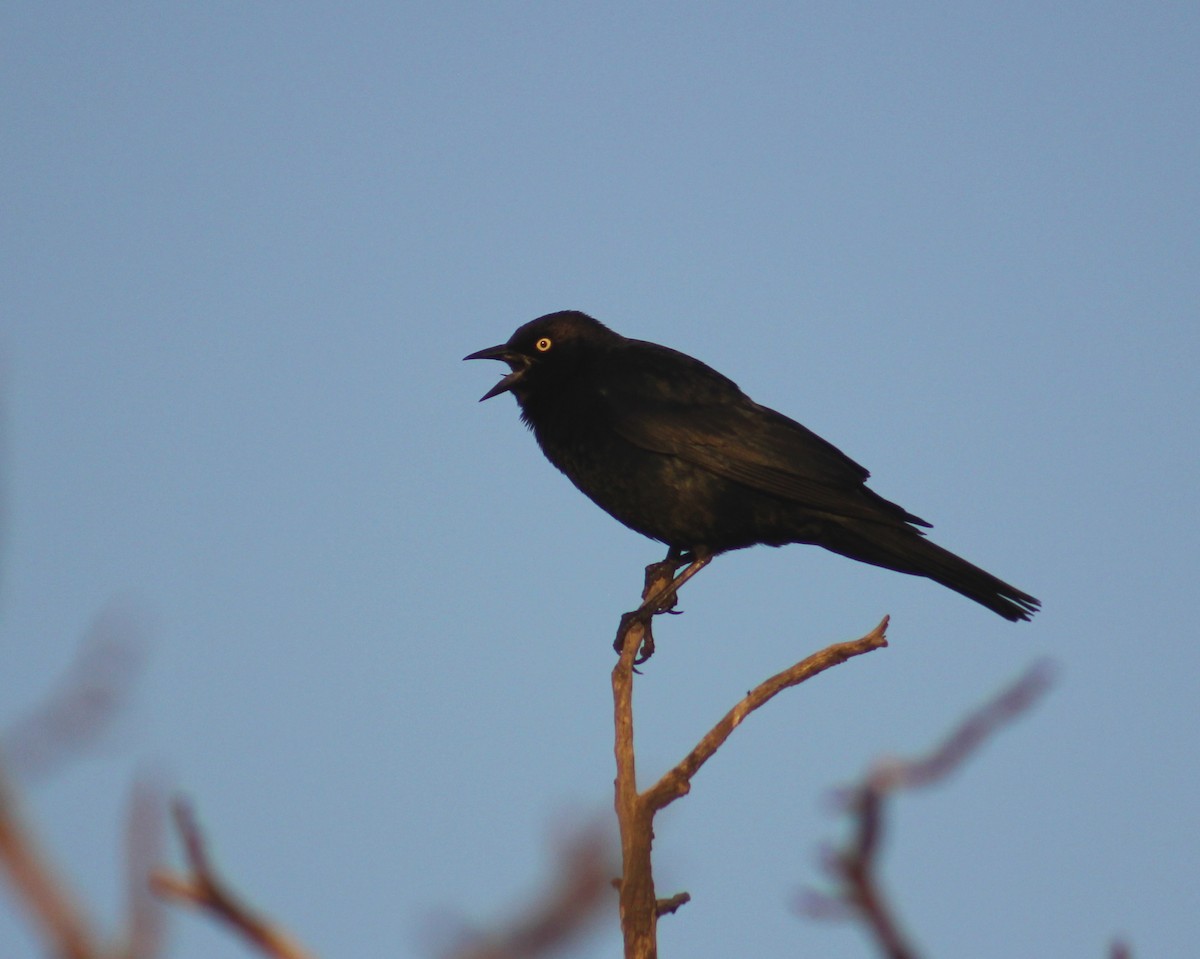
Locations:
641;546;689;612
642;549;712;619
615;548;683;662
615;548;713;663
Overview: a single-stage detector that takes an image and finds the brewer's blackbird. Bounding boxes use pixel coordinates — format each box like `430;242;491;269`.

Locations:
466;310;1039;626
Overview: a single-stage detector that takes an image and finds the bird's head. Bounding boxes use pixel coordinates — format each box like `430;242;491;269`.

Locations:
464;310;619;402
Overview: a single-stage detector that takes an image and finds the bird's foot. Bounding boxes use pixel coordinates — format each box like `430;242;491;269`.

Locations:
614;550;698;663
641;548;692;615
615;549;714;664
614;608;656;664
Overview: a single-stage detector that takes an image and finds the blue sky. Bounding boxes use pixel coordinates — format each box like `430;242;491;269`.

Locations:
2;3;1197;957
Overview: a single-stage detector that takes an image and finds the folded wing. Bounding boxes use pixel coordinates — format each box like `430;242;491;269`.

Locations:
601;349;930;529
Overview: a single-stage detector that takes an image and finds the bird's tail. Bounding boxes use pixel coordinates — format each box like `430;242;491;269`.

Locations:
826;523;1040;622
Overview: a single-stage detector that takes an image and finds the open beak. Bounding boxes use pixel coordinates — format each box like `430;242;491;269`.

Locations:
463;344;528;401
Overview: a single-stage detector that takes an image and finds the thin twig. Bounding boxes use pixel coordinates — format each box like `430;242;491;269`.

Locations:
644;617;890;812
151;798;317;959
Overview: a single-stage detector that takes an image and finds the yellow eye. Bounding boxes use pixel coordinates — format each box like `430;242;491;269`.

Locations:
535;337;552;352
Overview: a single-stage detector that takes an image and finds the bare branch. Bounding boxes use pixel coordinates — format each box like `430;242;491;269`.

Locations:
152;798;316;959
644;617;890;812
611;556;679;959
654;892;689;917
1;605;146;782
611;550;890;958
868;659;1056;793
439;829;614;959
117;777;167;959
802;661;1057;959
0;610;146;959
832;786;919;959
0;766;99;959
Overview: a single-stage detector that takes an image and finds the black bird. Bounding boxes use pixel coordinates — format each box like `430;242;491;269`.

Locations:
466;310;1039;627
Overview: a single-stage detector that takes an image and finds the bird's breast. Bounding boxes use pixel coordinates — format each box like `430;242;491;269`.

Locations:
520;393;771;551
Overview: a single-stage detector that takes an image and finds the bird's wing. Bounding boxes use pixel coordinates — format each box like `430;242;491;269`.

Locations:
602;349;928;526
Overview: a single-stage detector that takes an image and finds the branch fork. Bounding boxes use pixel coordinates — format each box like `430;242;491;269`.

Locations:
611;549;889;958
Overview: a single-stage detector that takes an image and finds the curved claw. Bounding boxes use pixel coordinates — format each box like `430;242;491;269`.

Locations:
614;609;656;663
616;548;713;663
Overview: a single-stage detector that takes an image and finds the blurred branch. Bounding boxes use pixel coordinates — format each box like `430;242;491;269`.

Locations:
0;766;98;959
612;553;889;958
864;660;1055;794
1;606;145;781
439;828;614;959
117;778;167;959
0;608;153;959
152;798;317;959
800;661;1056;959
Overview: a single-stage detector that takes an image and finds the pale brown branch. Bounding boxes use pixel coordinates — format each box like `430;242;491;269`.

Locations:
654;891;689;916
643;617;890;812
611;550;890;959
151;798;316;959
613;576;659;959
0;766;99;959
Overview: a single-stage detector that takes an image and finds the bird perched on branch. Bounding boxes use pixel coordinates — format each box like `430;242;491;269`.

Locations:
466;310;1039;637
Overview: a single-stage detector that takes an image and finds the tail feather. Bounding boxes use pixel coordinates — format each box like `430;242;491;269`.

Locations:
825;524;1040;621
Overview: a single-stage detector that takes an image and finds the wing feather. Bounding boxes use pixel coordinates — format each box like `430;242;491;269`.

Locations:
600;345;929;527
